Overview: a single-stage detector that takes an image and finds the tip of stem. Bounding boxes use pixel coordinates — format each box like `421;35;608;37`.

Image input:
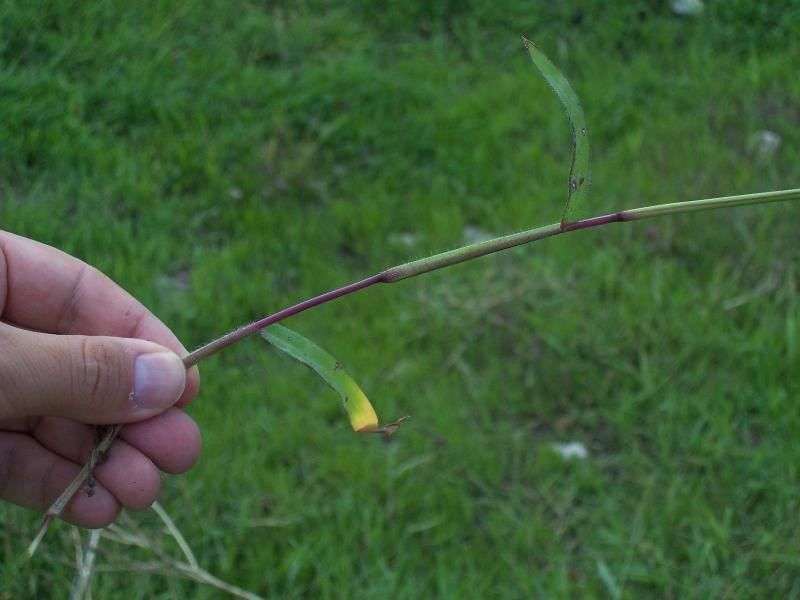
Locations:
360;416;410;439
27;515;53;558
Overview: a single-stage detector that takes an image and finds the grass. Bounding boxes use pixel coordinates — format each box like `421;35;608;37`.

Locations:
1;0;800;597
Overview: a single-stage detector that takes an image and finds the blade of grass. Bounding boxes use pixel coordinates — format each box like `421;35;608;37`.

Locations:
262;325;380;432
523;36;589;224
69;529;100;600
151;501;198;570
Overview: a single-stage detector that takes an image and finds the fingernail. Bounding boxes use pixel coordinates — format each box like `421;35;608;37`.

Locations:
133;352;186;410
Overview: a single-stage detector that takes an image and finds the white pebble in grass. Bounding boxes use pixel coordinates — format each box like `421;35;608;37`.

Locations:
671;0;704;16
551;441;589;460
463;225;494;244
388;232;419;248
751;130;781;158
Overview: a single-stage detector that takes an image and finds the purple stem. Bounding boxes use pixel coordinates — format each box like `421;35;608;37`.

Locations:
182;210;638;367
561;210;633;231
183;272;389;367
188;188;787;368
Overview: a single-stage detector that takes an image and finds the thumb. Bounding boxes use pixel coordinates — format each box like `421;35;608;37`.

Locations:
0;323;186;423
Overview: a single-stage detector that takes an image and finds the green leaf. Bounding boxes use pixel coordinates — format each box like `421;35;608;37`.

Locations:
523;37;590;224
262;325;379;432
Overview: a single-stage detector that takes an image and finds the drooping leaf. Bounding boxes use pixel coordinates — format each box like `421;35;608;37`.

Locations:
262;325;379;432
523;37;590;224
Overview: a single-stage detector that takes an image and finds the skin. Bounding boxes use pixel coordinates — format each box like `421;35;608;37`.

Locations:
0;230;201;527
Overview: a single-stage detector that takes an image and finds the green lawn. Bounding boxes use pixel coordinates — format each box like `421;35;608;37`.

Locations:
2;1;800;597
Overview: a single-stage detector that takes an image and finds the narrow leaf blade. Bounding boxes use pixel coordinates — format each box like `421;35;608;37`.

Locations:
523;37;590;224
262;325;379;432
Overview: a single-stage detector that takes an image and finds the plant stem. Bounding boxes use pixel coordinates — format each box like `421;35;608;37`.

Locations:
69;529;100;600
27;425;120;558
183;273;386;366
562;187;800;232
29;187;798;558
387;187;800;279
184;187;799;367
381;223;562;282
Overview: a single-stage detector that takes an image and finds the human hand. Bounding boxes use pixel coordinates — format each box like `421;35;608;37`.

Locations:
0;231;201;527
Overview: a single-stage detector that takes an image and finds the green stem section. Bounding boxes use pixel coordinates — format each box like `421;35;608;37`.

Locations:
625;187;799;219
382;223;561;281
384;188;800;280
184;187;800;365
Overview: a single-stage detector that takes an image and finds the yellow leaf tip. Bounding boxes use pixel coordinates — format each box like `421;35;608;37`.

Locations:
349;401;379;433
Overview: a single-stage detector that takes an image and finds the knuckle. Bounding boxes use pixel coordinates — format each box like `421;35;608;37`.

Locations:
0;326;26;418
57;263;94;334
73;337;127;405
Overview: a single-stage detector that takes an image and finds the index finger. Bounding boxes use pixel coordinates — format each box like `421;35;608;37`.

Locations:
0;230;199;405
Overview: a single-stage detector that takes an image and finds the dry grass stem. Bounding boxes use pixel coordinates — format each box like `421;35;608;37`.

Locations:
95;508;263;600
69;529;100;600
27;425;122;558
151;501;198;569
